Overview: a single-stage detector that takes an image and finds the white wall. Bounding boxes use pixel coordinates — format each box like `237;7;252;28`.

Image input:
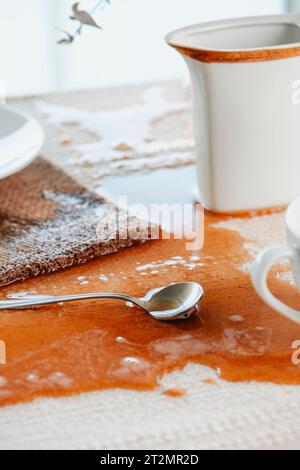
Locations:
0;0;57;96
0;0;289;96
289;0;300;10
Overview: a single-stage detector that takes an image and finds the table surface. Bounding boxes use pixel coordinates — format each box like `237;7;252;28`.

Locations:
0;82;300;450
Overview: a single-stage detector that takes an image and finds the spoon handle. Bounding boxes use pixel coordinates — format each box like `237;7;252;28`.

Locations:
0;293;143;310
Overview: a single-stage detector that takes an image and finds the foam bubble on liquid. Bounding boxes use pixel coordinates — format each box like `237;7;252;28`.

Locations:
230;315;245;323
26;373;39;383
116;336;130;344
189;255;200;261
123;357;141;365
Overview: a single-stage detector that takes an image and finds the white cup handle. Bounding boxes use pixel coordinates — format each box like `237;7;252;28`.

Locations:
252;245;300;324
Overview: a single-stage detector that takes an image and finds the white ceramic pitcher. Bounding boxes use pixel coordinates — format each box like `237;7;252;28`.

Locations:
166;13;300;213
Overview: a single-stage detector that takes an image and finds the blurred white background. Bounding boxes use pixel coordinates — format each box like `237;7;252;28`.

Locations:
0;0;295;97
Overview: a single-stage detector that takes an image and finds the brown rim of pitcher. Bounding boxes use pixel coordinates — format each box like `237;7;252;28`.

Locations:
165;13;300;63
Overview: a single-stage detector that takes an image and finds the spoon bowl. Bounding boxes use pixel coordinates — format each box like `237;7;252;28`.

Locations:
140;282;204;320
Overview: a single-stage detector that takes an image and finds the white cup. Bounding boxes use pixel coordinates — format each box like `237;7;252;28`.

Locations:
252;196;300;324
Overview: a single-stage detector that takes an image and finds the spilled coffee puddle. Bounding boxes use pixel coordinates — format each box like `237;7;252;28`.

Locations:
0;211;300;407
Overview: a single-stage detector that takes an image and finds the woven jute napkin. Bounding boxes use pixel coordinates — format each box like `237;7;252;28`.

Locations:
0;157;150;286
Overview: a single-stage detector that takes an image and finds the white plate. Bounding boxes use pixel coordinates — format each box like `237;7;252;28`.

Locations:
0;105;44;179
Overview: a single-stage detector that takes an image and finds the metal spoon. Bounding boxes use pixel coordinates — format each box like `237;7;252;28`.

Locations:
0;282;204;321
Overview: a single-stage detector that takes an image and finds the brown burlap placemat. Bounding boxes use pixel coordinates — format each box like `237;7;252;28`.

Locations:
0;158;150;286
